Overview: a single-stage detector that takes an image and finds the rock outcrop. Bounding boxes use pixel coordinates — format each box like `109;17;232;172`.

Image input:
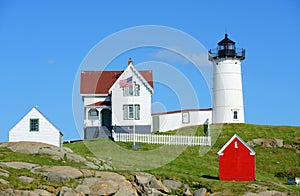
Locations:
18;176;35;184
247;138;283;148
0;161;39;170
0;141;292;195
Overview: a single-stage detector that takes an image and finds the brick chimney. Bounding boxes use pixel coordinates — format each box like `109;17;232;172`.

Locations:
128;58;133;65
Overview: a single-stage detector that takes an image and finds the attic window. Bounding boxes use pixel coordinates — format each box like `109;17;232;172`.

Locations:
123;83;140;96
30;119;39;132
235;141;238;148
123;85;133;96
134;83;140;96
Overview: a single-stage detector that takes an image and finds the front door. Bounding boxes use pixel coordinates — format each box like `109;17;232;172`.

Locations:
101;109;112;130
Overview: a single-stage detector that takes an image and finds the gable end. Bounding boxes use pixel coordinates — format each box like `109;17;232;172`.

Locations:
217;134;255;156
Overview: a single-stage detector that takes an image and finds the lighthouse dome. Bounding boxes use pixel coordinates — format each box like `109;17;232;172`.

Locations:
209;34;245;60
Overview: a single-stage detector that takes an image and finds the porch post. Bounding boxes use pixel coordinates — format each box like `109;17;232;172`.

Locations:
98;108;102;127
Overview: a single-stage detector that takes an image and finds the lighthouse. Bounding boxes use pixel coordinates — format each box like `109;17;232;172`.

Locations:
209;34;246;124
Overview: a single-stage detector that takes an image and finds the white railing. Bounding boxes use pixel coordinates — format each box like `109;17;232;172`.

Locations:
112;131;211;146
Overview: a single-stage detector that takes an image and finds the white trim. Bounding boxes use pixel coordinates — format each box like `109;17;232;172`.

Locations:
85;106;111;109
130;66;154;94
217;134;255;156
108;63;153;94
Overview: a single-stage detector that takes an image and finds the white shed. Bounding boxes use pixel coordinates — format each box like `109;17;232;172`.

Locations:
9;107;63;147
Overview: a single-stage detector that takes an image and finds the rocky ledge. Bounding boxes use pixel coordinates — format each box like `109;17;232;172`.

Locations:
0;142;290;196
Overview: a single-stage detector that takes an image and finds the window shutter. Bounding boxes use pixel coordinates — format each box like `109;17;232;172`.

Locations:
123;105;128;120
135;105;140;120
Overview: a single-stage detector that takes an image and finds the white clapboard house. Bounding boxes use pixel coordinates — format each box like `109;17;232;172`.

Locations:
9;107;63;147
80;58;153;139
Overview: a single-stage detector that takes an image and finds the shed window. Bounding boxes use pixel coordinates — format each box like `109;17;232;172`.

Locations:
30;119;39;132
234;141;238;148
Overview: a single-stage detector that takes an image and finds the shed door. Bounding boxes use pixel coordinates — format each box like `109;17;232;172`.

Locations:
153;116;160;132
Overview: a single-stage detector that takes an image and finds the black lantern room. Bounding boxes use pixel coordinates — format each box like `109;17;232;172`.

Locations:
209;34;245;61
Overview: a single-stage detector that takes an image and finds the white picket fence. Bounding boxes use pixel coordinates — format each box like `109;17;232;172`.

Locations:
112;131;211;146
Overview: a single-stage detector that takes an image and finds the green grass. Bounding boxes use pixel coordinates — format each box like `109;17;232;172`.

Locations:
1;124;299;195
150;124;300;194
65;123;300;195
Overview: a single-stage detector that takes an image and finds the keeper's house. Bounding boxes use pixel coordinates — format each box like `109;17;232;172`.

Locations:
80;59;153;139
9;107;63;147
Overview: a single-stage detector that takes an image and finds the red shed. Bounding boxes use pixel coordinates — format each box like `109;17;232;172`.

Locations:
218;134;256;181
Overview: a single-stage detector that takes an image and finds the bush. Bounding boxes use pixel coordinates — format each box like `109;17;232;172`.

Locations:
275;167;300;179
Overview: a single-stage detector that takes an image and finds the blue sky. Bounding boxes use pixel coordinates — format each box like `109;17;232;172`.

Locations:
0;1;299;141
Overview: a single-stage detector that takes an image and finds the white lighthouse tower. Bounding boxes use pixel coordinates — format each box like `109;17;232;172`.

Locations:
209;34;246;124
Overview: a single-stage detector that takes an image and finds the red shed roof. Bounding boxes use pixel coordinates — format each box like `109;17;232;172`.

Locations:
218;134;255;156
80;70;153;94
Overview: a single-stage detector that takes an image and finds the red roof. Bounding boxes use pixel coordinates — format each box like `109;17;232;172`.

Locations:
80;70;153;94
87;101;111;106
152;108;212;116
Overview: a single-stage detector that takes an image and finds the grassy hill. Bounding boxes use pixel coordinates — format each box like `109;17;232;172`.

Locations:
65;123;300;195
0;124;299;195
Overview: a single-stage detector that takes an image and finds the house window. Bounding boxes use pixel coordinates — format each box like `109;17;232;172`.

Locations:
88;109;99;120
123;85;133;96
89;109;98;116
123;104;140;120
123;83;140;96
182;112;190;124
233;111;238;120
30;119;39;132
134;83;140;96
